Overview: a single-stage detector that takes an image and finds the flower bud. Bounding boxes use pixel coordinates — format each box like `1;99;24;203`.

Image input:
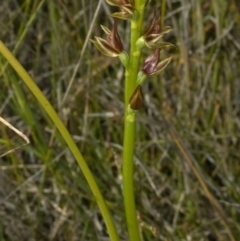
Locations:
129;85;144;110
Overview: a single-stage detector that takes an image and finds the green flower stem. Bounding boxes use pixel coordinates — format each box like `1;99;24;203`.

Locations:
123;110;140;241
0;40;120;241
123;1;146;241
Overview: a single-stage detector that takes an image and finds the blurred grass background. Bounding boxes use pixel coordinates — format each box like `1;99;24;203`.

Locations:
0;0;240;240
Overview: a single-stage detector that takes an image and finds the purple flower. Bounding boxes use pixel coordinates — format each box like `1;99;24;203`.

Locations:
141;49;172;76
136;12;174;49
106;0;135;20
92;21;123;57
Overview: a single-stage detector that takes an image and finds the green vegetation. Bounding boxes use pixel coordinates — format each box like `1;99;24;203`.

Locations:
0;0;240;240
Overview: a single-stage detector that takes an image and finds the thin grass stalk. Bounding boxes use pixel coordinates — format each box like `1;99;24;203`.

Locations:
163;116;236;241
0;40;120;241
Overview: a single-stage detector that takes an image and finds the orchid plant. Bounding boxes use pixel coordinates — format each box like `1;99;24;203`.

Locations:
0;1;173;240
92;0;174;241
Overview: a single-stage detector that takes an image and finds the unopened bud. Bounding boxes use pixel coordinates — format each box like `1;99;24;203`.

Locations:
129;85;144;110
